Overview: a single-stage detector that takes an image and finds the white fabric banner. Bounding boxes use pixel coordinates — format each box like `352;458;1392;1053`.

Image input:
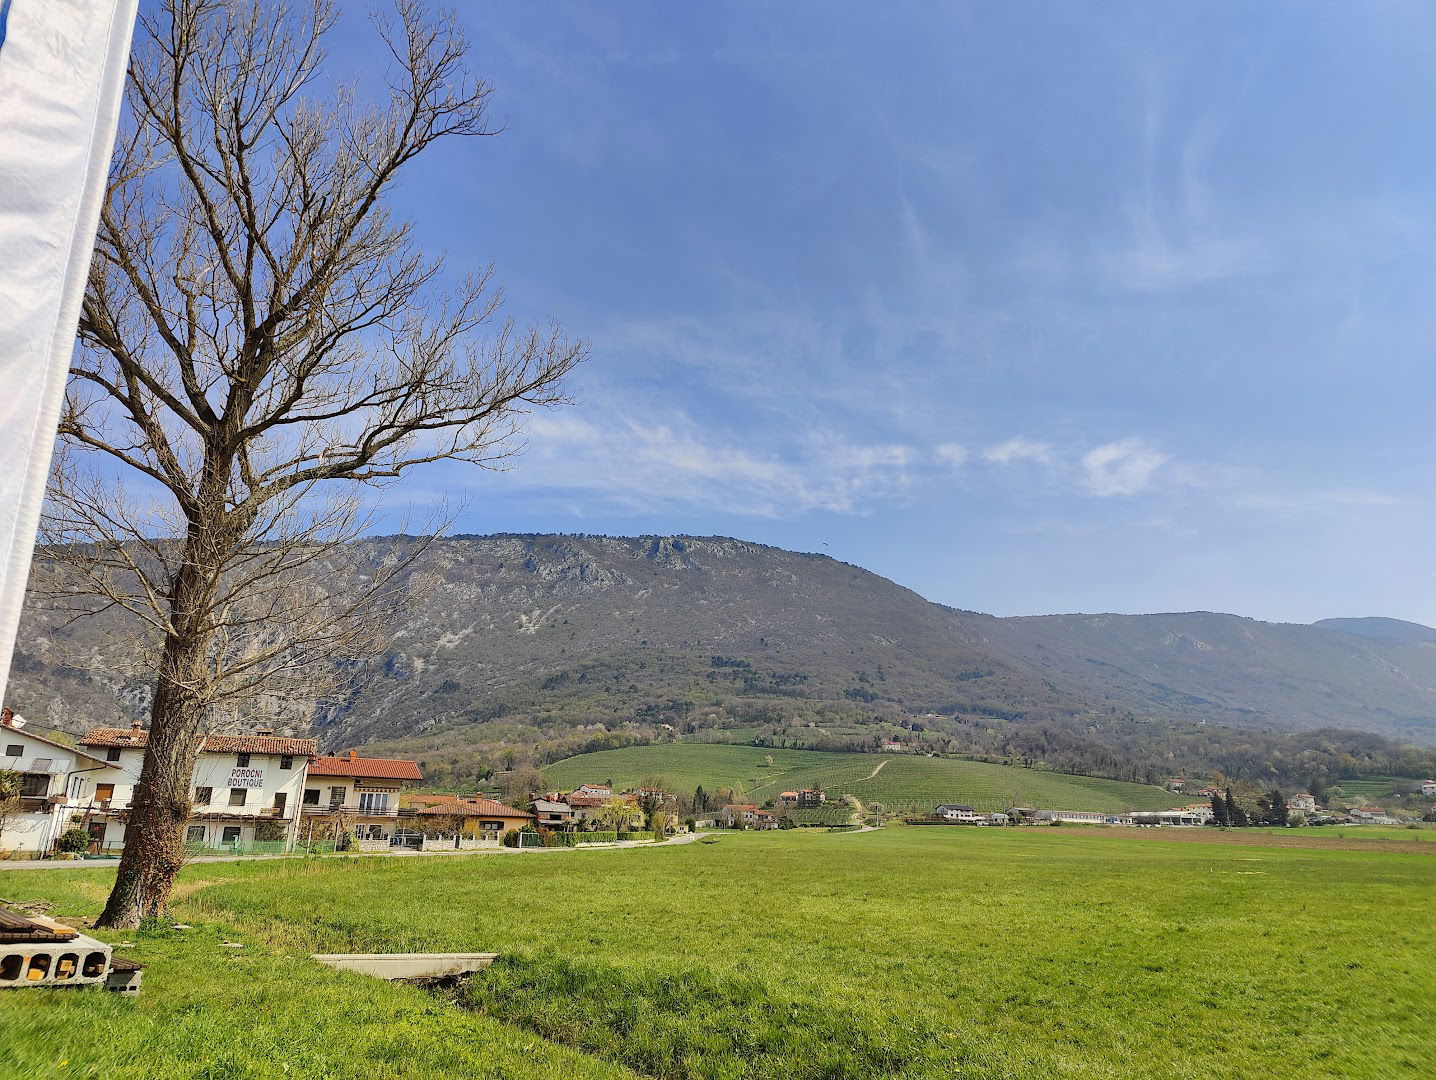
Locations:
0;0;139;706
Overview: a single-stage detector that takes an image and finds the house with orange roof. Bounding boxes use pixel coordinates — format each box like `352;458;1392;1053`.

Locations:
721;803;762;828
300;750;424;850
410;795;534;848
77;721;318;852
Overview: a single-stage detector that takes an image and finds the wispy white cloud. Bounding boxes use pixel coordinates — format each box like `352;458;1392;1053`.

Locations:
516;409;917;517
933;442;968;468
1081;438;1170;496
982;437;1055;466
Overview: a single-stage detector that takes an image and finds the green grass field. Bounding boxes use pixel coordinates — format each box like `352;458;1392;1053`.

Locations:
542;743;1185;812
3;826;1431;1078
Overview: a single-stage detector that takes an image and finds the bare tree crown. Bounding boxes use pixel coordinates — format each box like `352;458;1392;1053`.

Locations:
45;0;585;713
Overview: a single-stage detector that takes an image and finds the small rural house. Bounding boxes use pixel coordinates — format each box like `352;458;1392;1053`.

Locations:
300;751;423;850
1348;806;1399;825
934;803;984;823
881;739;903;751
529;797;575;829
77;723;317;852
1421;780;1436;797
778;789;825;808
721;803;761;828
1289;792;1318;813
410;796;534;846
571;782;612;798
0;709;109;854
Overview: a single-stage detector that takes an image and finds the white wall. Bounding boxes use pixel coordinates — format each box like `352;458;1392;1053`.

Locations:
0;727;96;852
79;746;311;849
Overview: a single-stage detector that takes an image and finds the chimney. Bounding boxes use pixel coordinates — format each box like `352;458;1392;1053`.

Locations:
256;728;275;737
130;720;143;733
349;749;358;762
1;707;12;727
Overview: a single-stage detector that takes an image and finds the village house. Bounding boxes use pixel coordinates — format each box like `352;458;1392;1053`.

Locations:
1289;792;1319;813
1348;806;1399;825
529;796;575;829
409;796;534;848
570;782;612;798
1195;785;1222;798
777;788;825;809
299;751;423;851
77;723;317;852
881;739;903;751
934;803;985;823
752;809;778;830
1421;780;1436;797
1165;777;1186;791
721;803;761;828
0;708;109;854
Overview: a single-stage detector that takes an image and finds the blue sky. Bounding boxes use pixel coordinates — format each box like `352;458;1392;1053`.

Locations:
328;1;1436;623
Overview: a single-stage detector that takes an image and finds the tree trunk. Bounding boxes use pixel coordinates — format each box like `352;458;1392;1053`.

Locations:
96;555;214;928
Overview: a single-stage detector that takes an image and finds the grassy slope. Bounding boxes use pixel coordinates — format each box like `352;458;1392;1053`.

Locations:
4;828;1432;1078
542;743;1185;812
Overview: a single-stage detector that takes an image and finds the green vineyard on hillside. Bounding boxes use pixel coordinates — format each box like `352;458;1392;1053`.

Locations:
541;744;1184;813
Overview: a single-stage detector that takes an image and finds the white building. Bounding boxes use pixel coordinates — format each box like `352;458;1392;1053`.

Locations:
298;752;424;850
1289;792;1318;813
76;724;317;851
0;708;108;853
934;803;985;823
1421;780;1436;797
1348;806;1400;825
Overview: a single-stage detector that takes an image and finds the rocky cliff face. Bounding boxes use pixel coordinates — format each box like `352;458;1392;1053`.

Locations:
10;534;1436;752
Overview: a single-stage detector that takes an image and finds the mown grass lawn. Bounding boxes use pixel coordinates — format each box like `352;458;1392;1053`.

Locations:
2;826;1432;1079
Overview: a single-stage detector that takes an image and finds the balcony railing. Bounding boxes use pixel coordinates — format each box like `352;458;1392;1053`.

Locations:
298;805;414;818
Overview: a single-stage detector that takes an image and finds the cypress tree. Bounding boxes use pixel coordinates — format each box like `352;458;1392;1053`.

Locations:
1224;789;1246;827
1268;789;1289;826
1210;793;1228;827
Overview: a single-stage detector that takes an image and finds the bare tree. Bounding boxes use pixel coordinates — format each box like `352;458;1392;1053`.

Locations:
44;0;585;927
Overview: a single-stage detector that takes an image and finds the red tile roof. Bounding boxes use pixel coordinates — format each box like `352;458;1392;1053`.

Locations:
308;753;422;780
414;796;533;819
78;727;317;757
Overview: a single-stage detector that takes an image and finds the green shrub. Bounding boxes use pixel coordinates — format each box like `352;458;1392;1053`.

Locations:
54;828;90;854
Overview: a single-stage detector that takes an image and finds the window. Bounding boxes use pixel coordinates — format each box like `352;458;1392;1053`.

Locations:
94;783;115;802
184;825;205;845
229;787;247;807
19;773;47;798
328;786;345;807
272;792;286;815
194;786;213;806
106;747;121;762
302;788;320;806
221;826;241;845
4;744;21;757
357;791;389;813
279;755;293;770
236;752;251;768
481;820;503;832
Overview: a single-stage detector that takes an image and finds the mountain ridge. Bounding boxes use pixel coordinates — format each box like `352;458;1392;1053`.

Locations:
9;534;1436;780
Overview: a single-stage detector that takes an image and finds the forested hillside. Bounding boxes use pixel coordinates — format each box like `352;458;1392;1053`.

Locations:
12;534;1436;793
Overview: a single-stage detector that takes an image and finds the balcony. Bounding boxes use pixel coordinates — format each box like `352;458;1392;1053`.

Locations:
298;805;414;819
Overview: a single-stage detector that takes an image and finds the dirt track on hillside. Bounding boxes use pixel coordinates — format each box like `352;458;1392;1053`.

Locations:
1046;827;1436;856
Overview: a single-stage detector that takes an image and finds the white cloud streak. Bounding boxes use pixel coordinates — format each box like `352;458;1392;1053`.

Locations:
1081;438;1171;496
